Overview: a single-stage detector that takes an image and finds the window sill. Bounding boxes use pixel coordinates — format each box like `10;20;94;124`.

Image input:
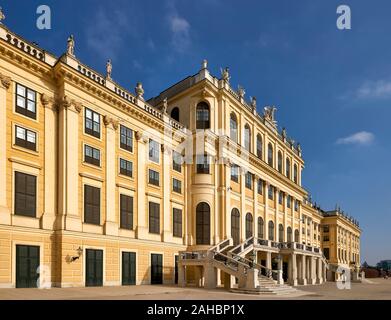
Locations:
82;161;102;170
12;144;39;156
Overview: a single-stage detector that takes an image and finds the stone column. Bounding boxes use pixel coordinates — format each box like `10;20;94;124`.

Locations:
317;258;323;284
309;256;316;285
178;263;186;287
162;145;172;242
264;182;269;240
136;131;148;239
203;264;217;289
58;96;82;231
224;160;231;239
266;251;272;271
274;186;279;242
288;253;297;286
41;94;57;229
277;256;284;284
299;255;307;285
104;116;119;236
253;175;258;238
240;166;246;242
0;73;11;225
246;268;259;289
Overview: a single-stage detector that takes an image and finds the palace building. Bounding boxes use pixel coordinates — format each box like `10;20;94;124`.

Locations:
0;19;361;290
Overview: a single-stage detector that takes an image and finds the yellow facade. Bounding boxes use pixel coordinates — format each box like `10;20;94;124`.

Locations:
0;23;361;288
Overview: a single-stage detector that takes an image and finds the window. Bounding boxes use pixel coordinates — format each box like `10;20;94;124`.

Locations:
231;209;240;245
256;134;262;159
120;125;133;152
196;202;210;245
15;83;36;119
196;154;210;174
267;143;273;167
85;108;100;138
172;151;182;172
119;158;133;177
302;227;305;234
257;179;263;194
245;213;253;239
278;224;284;242
120;194;133;230
230;113;238;142
149;202;160;234
15;126;36;151
14;172;36;217
245;172;252;189
173;208;182;238
84;145;100;166
293;164;298;183
278;191;284;205
196;102;210;129
244;124;251;152
287;227;293;242
294;229;299;242
294;200;299;211
268;221;274;241
323;248;330;260
231;164;239;183
287;195;292;208
171;107;180;122
286;158;291;178
173;178;182;193
148;169;160;186
149;139;160;163
278;151;282;173
323;235;330;242
84;185;100;225
258;217;264;239
268;185;274;200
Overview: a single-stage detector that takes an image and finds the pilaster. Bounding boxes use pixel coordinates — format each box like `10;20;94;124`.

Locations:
162;144;172;242
136;131;148;239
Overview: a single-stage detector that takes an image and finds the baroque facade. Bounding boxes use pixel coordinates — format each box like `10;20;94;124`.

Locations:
0;21;361;289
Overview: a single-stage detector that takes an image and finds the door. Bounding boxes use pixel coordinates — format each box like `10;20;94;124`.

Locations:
16;245;40;288
122;252;136;285
283;262;288;282
151;253;163;284
231;209;240;246
174;255;179;284
86;249;103;287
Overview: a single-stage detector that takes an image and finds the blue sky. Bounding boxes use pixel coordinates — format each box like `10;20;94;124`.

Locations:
2;0;390;264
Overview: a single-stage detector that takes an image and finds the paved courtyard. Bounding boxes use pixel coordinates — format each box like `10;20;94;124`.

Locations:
0;279;390;300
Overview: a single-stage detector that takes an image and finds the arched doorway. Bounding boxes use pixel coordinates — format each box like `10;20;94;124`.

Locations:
231;208;240;246
245;213;253;239
196;202;210;245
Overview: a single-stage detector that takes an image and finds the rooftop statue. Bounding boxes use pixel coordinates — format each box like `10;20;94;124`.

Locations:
135;82;144;99
263;106;277;122
282;127;287;140
201;59;208;69
67;34;75;57
221;67;230;83
238;85;245;98
106;59;112;79
0;7;5;24
162;97;168;114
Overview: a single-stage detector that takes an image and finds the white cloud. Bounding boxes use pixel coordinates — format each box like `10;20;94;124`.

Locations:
355;80;391;99
336;131;374;146
166;1;191;53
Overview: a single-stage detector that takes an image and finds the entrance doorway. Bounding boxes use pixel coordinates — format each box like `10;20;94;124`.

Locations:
16;245;40;288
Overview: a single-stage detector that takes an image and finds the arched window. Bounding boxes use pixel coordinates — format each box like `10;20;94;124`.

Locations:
277;151;282;173
196;102;210;129
278;224;284;242
293;164;298;183
286;158;291;178
294;229;299;242
256;134;262;159
230;113;238;143
267;143;273;167
196;202;210;245
244;124;251;152
257;217;264;239
171;107;179;122
268;221;274;241
287;227;293;242
231;208;240;246
245;213;253;239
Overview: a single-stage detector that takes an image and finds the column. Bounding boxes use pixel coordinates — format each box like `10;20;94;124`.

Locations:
178;264;186;287
41;94;56;229
266;251;272;271
253;175;258;238
264;182;269;240
0;73;11;224
224;160;231;240
162;145;171;242
136;131;148;239
213;156;219;244
58;96;82;231
288;253;297;286
277;256;284;284
103;116;119;235
299;255;307;285
274;186;279;242
240;166;246;242
204;264;217;289
309;256;316;285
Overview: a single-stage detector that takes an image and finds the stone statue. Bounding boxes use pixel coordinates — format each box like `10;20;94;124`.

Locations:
201;59;208;69
263;106;277;122
106;59;112;79
0;7;5;24
162;97;168;114
250;96;257;109
221;67;230;83
67;34;75;57
281;127;287;141
297;143;302;154
135;82;144;99
238;85;245;99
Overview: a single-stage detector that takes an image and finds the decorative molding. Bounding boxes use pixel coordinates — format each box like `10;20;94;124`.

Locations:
0;72;11;89
8;157;42;170
40;93;56;110
79;172;104;182
103;115;119;130
58;95;82;113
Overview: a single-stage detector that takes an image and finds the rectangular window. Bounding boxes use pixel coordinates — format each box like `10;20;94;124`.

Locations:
15;126;36;151
294;200;299;211
120;194;133;230
278;191;284;205
173;208;182;238
149;202;160;234
84;185;100;225
120;125;133;152
85;108;101;138
245;172;252;189
230;164;239;183
14;172;36;217
257;179;263;194
119;158;133;177
172;151;182;172
148;169;160;186
323;248;330;260
287;195;292;208
15;83;36;119
149;139;160;163
84;145;100;166
196;154;210;174
323;225;329;233
268;185;274;200
173;178;182;193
